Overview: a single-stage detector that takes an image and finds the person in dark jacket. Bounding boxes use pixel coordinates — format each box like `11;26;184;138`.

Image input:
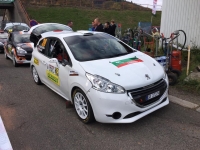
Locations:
94;18;104;32
110;20;116;37
104;22;111;35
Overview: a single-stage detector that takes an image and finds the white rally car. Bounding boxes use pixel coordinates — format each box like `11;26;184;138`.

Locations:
30;30;169;124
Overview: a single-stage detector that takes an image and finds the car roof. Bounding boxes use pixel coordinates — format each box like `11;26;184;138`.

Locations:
41;30;102;39
5;23;29;28
28;23;72;33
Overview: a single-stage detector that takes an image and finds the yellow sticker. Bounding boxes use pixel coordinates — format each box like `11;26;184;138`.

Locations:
46;70;60;85
41;38;47;47
34;57;39;65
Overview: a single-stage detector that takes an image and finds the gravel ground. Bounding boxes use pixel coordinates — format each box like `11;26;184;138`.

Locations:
169;86;200;106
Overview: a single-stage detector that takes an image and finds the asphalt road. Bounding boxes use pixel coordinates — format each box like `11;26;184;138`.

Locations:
0;54;200;150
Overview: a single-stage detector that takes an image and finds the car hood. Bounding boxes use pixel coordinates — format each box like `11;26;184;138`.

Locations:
14;43;34;52
79;52;165;90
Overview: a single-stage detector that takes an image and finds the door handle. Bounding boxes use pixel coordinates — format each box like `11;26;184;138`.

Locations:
42;61;47;65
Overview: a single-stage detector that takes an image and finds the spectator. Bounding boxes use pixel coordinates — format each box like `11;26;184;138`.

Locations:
110;19;116;37
94;18;104;32
104;22;111;35
67;20;73;29
91;21;96;31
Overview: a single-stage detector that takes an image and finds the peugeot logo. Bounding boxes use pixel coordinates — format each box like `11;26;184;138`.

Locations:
145;74;150;80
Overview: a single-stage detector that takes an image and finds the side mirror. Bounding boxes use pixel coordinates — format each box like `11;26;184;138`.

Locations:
61;59;69;66
49;58;60;68
49;58;58;63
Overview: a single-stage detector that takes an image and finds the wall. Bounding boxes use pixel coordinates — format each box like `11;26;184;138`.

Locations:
160;0;200;48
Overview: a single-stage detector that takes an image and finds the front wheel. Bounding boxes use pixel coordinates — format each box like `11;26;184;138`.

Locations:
13;55;18;67
168;72;178;86
5;52;9;59
72;88;95;124
32;66;42;85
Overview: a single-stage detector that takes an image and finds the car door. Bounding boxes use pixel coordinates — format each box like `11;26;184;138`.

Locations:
6;33;13;57
34;38;51;85
55;43;72;100
41;37;64;93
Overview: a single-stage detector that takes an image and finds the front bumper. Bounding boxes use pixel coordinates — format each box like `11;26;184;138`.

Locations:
15;56;31;64
86;79;169;123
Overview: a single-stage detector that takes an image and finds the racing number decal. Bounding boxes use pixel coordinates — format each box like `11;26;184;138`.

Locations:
34;57;39;65
46;64;60;85
41;38;47;47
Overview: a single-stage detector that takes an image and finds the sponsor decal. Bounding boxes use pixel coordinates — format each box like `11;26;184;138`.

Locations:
111;57;143;68
46;70;60;85
69;71;79;76
46;64;60;85
34;57;39;65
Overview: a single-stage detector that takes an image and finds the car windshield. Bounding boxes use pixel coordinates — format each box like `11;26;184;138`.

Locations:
33;24;72;36
64;33;136;61
13;34;31;43
12;25;29;32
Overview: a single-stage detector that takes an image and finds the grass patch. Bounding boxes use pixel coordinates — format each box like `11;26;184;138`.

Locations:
26;7;161;31
175;48;200;92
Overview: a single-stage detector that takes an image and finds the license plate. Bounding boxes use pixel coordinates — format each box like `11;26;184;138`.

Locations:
146;91;160;100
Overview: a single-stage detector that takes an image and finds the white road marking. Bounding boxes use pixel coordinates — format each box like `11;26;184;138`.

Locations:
169;95;199;109
0;116;13;150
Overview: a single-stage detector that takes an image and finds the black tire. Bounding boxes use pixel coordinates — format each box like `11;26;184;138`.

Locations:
32;66;42;85
5;52;9;59
171;69;181;77
168;72;178;86
72;88;95;124
13;55;18;67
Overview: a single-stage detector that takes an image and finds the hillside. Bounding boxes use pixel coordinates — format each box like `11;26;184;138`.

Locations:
27;7;161;31
22;0;151;11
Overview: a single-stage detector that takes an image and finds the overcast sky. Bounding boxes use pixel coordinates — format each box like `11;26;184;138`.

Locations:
126;0;163;10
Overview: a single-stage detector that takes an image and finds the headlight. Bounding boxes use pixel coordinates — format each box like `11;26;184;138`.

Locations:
0;42;4;45
17;47;27;54
86;73;125;94
163;71;167;79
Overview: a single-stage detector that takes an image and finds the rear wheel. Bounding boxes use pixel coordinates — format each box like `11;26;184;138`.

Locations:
32;66;42;85
72;88;95;124
168;72;178;86
171;69;181;77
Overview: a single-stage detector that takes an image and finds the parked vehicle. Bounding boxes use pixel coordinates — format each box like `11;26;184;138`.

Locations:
30;30;169;124
4;31;33;67
4;23;30;33
0;31;8;53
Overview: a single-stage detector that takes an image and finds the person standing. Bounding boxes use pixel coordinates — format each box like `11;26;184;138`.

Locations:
94;18;104;32
91;21;96;31
67;20;73;30
104;22;111;35
110;19;116;37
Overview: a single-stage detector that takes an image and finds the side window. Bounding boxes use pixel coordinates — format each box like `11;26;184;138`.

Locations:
47;39;72;66
37;38;48;55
